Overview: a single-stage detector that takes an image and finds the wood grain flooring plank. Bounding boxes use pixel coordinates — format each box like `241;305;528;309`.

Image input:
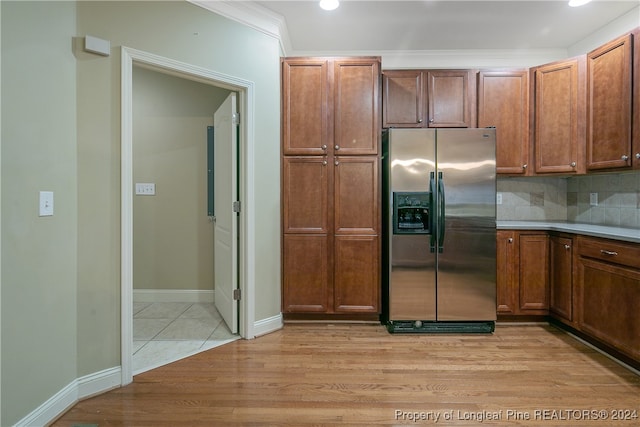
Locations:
52;323;639;426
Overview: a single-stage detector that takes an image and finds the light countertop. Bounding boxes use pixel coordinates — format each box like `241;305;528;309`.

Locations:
496;221;640;244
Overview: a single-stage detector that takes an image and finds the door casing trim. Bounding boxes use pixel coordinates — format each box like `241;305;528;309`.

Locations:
120;46;256;385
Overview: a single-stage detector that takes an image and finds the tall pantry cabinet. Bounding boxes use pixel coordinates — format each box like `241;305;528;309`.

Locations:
281;57;381;318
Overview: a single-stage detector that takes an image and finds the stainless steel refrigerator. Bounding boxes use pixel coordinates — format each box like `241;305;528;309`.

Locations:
382;128;497;333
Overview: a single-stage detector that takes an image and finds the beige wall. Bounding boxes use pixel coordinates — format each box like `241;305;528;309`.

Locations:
1;2;78;424
76;0;281;376
132;66;231;292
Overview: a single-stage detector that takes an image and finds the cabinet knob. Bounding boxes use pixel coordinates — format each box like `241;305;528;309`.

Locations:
564;244;571;250
335;145;340;151
621;154;629;161
570;162;576;168
636;153;640;160
522;164;528;169
418;119;423;123
335;160;339;166
508;238;513;243
323;159;327;165
429;119;434;123
321;144;327;150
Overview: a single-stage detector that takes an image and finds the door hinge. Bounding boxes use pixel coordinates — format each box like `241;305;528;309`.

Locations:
233;288;241;300
232;200;241;213
232;112;240;125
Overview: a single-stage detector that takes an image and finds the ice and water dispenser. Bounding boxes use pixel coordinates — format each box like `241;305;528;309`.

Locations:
392;192;430;234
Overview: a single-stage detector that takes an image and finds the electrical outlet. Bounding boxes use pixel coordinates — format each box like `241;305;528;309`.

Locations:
135;183;156;195
496;193;503;205
590;192;598;206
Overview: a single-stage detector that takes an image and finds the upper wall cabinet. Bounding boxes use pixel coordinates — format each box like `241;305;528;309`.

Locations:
587;32;633;170
477;69;530;175
531;57;586;175
383;69;475;128
282;57;380;156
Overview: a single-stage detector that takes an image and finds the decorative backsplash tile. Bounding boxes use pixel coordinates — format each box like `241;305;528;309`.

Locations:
496;177;567;221
567;171;640;229
497;171;640;229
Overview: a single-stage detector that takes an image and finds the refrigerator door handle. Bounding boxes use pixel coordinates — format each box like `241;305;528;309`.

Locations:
429;172;436;253
438;172;445;253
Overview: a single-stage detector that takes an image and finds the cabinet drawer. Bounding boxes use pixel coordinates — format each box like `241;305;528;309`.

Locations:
577;236;640;269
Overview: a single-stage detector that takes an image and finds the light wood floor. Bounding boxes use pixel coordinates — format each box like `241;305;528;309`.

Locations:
52;323;639;426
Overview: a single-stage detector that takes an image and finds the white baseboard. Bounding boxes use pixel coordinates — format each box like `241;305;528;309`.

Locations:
133;289;215;303
15;367;121;427
252;313;283;338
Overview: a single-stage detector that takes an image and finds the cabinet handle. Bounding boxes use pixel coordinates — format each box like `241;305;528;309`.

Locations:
570;162;576;168
522;164;528;169
621;155;629;161
636;153;640;160
321;144;327;151
429;118;434;123
418;119;423;123
323;159;327;165
508;238;513;243
564;244;571;250
335;145;340;151
600;249;618;256
335;160;339;166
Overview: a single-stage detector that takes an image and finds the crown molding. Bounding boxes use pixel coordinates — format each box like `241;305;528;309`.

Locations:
188;1;292;54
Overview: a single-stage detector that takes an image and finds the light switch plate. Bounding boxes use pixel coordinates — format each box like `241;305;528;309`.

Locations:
590;192;598;206
39;191;54;216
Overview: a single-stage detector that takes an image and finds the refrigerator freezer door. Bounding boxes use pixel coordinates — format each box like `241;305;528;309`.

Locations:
388;129;437;321
435;129;497;321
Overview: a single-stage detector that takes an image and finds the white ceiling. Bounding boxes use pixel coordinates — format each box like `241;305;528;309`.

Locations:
242;0;639;53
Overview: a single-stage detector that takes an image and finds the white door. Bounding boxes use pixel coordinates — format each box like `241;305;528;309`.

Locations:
214;93;238;334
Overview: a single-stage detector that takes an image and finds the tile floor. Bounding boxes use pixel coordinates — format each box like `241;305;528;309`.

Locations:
133;301;239;375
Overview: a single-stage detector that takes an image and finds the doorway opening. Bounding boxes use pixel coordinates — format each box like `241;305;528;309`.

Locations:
121;47;256;385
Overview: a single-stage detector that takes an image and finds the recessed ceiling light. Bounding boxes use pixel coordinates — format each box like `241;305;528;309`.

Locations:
319;0;339;11
568;0;592;7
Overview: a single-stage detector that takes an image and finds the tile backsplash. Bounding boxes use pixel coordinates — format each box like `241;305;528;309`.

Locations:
497;171;640;229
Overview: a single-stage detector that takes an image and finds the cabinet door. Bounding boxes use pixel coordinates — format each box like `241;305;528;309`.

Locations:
577;257;640;361
427;70;473;127
533;58;585;174
496;230;517;314
519;233;549;312
282;157;329;234
587;33;633;170
334;58;380;155
478;70;529;174
550;235;573;322
281;58;329;156
333;156;379;235
282;235;329;313
382;70;424;128
334;235;379;313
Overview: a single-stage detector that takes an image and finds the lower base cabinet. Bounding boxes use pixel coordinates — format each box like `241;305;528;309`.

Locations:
549;234;574;324
497;230;549;316
576;236;640;363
